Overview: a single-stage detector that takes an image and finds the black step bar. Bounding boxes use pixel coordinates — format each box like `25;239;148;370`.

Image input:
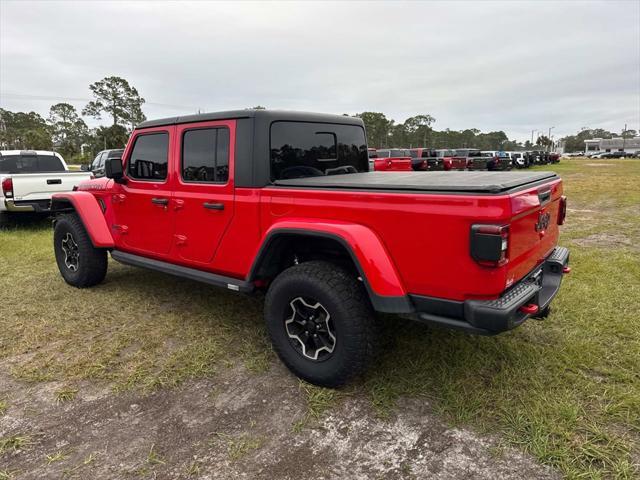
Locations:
110;250;254;293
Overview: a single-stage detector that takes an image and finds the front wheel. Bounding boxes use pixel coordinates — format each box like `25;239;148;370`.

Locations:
54;213;108;288
264;261;377;387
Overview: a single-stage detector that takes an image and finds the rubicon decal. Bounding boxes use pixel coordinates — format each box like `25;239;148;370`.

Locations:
535;211;551;233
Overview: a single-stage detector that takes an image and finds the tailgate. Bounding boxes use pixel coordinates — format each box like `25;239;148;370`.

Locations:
11;173;93;201
506;179;563;287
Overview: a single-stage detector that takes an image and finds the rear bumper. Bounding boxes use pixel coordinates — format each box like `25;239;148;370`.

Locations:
408;246;570;335
4;199;51;212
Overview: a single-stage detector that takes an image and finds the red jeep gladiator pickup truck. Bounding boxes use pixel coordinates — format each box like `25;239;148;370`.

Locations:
50;110;570;387
372;149;413;171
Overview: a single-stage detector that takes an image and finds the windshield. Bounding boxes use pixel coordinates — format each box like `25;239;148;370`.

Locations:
0;154;65;174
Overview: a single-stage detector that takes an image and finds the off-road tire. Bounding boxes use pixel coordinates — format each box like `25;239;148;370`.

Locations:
264;260;377;387
54;213;107;288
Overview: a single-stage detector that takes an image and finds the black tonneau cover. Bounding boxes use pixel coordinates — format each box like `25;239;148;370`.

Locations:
274;171;558;194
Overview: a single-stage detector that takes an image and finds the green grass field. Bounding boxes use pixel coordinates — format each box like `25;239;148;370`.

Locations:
1;158;638;478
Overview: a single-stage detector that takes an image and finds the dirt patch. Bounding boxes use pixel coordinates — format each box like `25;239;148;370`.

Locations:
585;163;617;167
0;365;558;479
572;233;633;248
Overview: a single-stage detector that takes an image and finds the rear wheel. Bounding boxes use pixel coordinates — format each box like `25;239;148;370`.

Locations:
264;261;377;387
54;213;107;288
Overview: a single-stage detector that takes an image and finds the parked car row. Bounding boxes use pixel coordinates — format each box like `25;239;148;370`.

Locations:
368;148;560;172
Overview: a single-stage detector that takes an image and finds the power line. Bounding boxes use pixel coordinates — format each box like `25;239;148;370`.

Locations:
0;92;200;111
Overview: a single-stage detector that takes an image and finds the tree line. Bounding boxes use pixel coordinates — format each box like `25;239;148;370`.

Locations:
0;76;145;162
353;111;523;151
560;128;637;153
353;112;634;152
1;76;635;160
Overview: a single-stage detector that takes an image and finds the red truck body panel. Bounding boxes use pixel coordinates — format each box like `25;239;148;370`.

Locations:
373;157;413;171
51;191;115;248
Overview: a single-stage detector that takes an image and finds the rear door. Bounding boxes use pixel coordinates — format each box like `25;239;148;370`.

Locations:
113;128;175;257
171;120;235;266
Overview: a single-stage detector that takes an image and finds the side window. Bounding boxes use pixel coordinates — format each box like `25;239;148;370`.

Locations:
37;155;65;172
270;121;368;180
90;153;99;170
181;127;230;183
128;133;169;181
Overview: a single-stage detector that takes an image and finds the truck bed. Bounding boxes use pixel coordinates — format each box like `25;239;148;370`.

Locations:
274;171;558;194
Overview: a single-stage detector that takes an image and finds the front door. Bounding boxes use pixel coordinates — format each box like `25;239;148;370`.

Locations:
112;127;175;258
171;120;235;266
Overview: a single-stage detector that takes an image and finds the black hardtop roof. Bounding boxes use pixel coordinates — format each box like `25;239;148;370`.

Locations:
136;109;364;129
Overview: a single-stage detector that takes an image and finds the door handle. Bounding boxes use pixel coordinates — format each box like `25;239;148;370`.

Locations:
203;202;224;210
47;179;62;185
151;198;169;206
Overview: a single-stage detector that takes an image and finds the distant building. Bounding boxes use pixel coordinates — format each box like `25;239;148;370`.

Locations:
585;137;640;154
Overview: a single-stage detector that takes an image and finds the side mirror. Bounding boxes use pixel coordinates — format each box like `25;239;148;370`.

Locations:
80;164;89;171
105;157;126;184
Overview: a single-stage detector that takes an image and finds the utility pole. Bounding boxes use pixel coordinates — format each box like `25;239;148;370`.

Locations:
531;129;535;145
622;123;627;152
548;127;555;152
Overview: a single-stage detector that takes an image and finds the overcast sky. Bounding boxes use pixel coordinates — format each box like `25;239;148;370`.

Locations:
1;0;639;142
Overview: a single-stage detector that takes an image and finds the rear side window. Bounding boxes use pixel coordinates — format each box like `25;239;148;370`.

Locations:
182;127;230;183
128;133;169;181
37;155;65;172
270;122;367;180
0;154;64;173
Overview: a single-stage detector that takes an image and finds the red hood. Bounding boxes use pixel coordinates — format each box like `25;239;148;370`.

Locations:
77;177;113;191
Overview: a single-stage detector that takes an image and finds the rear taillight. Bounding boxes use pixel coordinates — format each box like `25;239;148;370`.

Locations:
558;195;567;225
1;177;13;198
470;224;509;267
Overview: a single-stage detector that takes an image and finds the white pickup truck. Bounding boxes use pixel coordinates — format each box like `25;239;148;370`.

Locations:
0;150;92;227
